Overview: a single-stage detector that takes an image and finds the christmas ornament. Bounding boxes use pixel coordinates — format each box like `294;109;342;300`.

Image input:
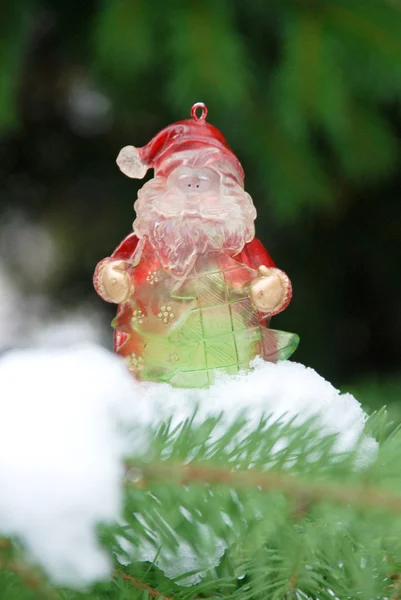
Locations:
94;103;299;387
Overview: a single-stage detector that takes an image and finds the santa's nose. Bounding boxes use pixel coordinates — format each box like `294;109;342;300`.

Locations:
170;167;220;195
187;177;200;189
184;175;212;193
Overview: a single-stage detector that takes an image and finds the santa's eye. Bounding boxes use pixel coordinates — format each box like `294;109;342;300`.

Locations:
170;167;220;194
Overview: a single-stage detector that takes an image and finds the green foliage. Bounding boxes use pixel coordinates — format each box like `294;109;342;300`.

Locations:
2;0;401;218
0;1;31;131
3;410;401;598
91;0;401;218
164;1;251;113
345;375;401;431
92;0;156;89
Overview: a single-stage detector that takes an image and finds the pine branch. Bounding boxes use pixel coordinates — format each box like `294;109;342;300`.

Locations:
0;558;58;600
115;569;175;599
326;3;401;58
390;576;401;600
0;538;11;550
127;461;401;513
2;412;399;598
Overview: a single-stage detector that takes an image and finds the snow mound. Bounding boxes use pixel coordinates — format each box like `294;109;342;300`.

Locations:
0;345;136;587
133;357;374;457
0;344;375;587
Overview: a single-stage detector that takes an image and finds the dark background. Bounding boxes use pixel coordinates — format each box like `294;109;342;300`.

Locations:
1;0;400;411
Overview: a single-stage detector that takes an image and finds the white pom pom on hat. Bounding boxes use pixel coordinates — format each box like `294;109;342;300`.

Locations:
116;146;148;179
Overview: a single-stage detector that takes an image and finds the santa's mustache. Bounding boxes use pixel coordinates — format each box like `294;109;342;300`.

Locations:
145;214;249;277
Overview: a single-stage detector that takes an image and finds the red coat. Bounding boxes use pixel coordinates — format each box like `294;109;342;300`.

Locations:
94;233;297;387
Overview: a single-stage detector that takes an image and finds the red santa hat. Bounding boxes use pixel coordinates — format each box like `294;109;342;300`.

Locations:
116;102;245;185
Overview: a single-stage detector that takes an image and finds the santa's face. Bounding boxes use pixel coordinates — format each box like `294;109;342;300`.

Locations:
152;166;228;220
133;161;257;277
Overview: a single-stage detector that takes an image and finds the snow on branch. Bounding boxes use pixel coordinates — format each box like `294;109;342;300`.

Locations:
0;344;375;587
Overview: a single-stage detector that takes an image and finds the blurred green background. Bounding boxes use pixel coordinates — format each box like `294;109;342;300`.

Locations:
0;0;400;412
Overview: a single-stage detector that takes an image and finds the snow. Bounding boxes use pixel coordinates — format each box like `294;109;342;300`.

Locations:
0;344;376;588
0;345;136;587
132;357;375;458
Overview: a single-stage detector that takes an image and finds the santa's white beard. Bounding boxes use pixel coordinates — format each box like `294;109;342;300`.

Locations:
145;215;248;278
133;174;257;278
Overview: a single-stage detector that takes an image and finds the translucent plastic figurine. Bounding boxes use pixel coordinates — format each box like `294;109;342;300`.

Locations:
94;103;299;387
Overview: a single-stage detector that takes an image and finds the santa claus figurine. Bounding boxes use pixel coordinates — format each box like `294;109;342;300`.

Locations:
94;103;299;387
